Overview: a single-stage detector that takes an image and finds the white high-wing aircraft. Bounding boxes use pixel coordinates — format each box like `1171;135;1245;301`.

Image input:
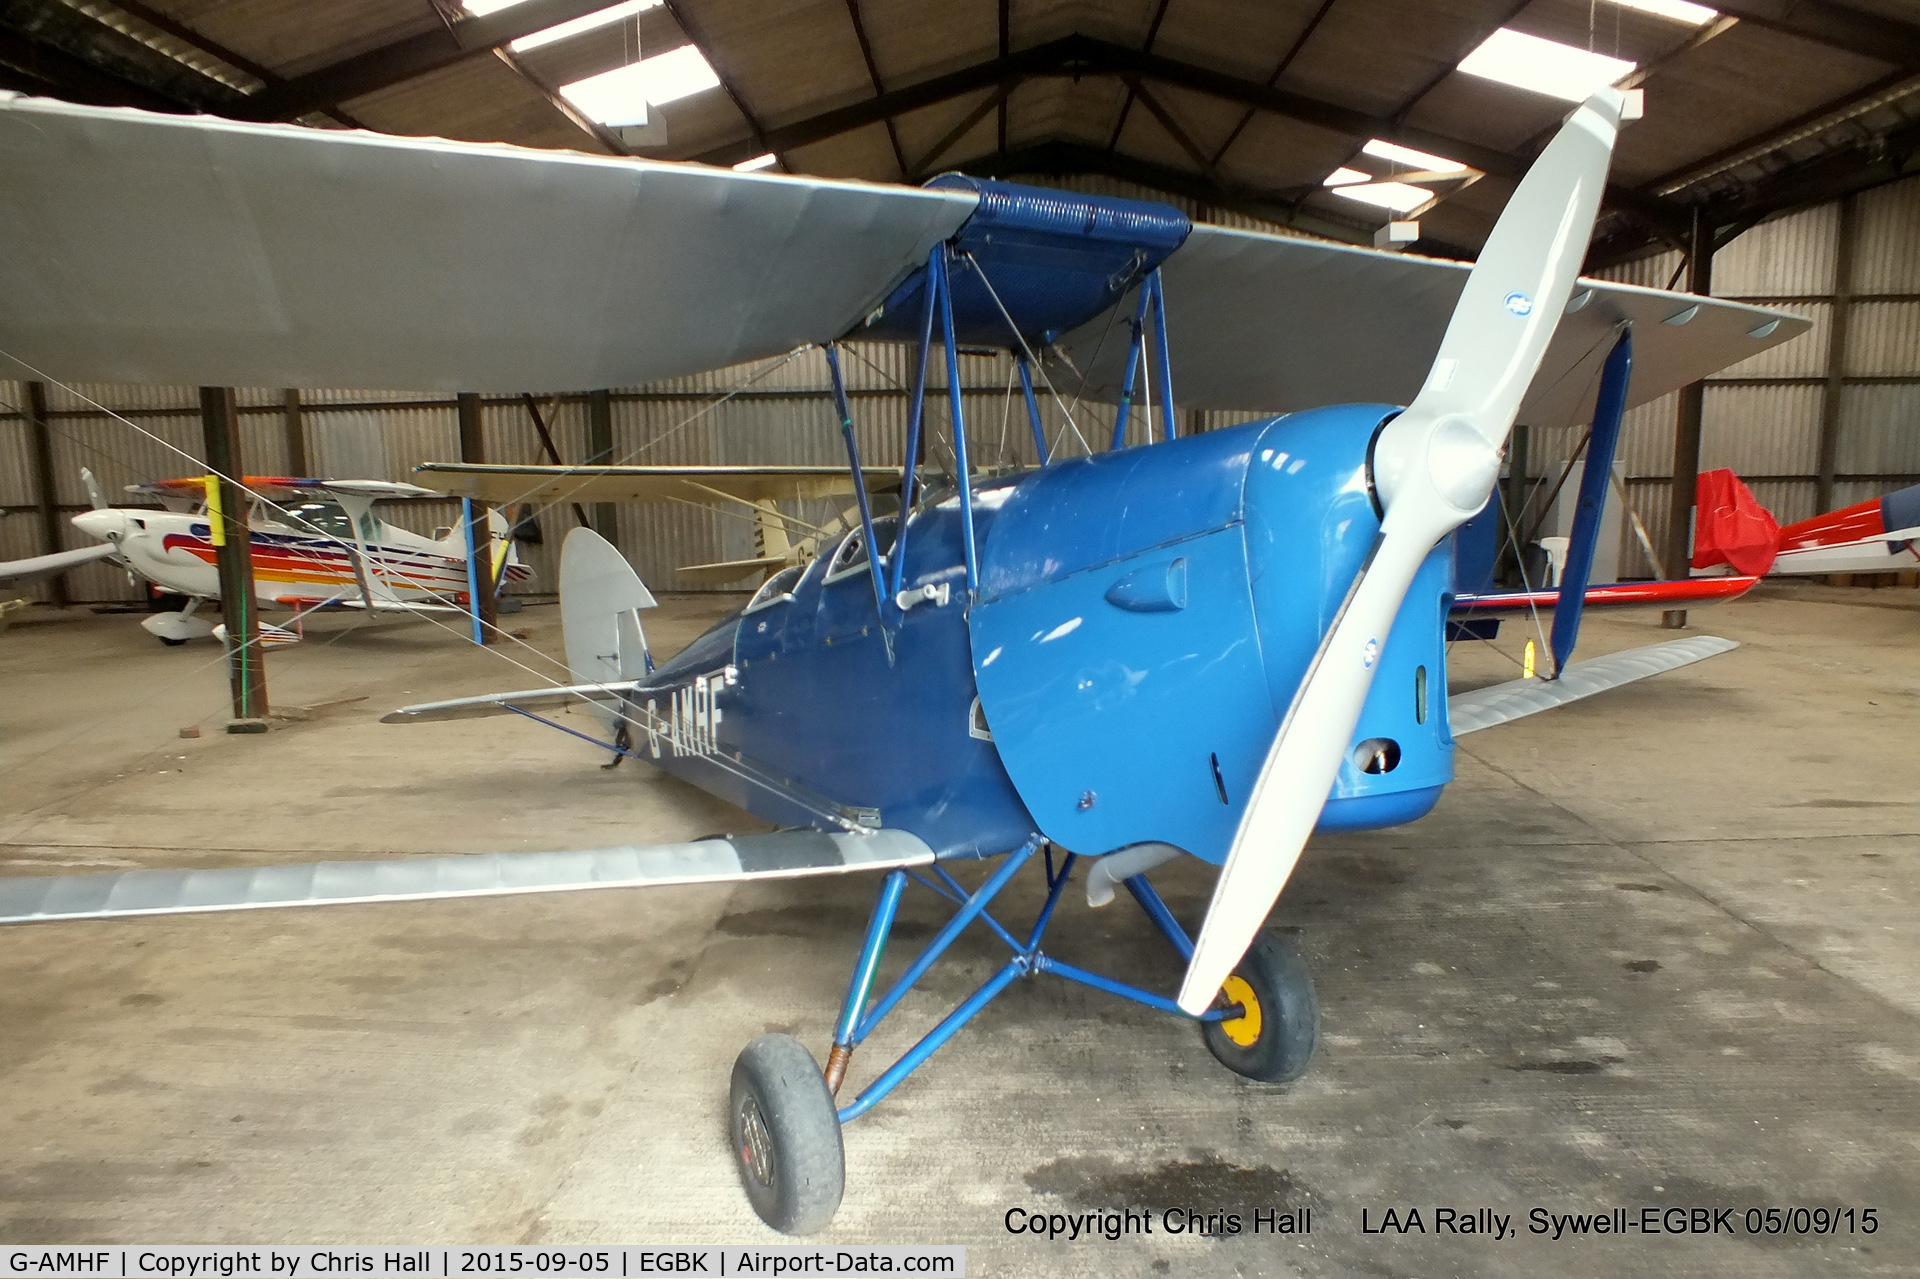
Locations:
3;471;529;644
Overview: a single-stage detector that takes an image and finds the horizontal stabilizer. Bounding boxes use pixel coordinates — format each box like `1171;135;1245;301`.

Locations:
380;681;643;724
1449;636;1738;736
0;829;935;924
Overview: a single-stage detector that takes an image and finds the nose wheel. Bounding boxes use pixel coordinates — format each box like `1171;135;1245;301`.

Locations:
729;1034;844;1235
1201;934;1319;1082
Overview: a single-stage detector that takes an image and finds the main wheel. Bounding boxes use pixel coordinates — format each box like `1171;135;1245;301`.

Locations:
729;1034;844;1234
157;636;188;646
1200;934;1319;1082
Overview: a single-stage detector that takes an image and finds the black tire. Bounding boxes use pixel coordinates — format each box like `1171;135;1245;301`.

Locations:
729;1034;844;1235
157;636;188;646
1200;934;1319;1083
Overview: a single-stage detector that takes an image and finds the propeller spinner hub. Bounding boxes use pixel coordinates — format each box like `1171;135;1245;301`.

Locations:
71;509;130;543
1426;415;1502;518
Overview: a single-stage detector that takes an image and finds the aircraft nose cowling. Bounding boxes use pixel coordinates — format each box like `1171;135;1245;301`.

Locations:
71;509;129;542
1242;406;1455;833
967;409;1453;868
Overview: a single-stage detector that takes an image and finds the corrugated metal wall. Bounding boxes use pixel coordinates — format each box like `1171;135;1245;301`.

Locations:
6;173;1918;600
1574;174;1920;574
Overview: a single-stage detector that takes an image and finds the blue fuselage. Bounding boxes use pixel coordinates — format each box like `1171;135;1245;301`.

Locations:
636;407;1456;863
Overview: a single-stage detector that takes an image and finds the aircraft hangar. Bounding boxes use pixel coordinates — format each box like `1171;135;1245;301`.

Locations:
1;0;1918;1272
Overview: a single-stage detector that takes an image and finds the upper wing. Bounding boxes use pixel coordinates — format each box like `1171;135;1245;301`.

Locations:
0;829;933;924
132;477;442;501
0;95;974;393
0;94;1803;417
415;463;903;507
0;541;119;589
1052;223;1810;422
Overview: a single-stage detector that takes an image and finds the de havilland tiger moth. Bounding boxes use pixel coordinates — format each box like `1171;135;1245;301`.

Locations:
0;86;1813;1232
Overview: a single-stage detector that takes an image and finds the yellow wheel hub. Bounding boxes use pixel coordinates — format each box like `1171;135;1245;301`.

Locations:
1217;975;1263;1047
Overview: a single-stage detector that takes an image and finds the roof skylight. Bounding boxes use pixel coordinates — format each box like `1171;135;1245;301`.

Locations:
560;44;720;125
1456;28;1636;102
1327;181;1433;214
463;1;663;53
1613;0;1718;24
514;1;659;52
1360;139;1467;173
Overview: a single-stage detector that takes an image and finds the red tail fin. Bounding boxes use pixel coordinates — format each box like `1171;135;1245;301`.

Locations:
1692;469;1780;576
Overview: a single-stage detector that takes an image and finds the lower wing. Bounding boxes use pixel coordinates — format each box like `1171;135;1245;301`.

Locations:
1448;636;1738;736
0;829;933;925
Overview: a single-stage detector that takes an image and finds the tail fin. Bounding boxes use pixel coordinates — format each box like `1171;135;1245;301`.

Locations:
560;528;656;712
1692;469;1780;576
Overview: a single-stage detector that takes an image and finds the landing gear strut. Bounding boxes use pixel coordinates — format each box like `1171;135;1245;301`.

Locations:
601;721;632;770
724;843;1323;1234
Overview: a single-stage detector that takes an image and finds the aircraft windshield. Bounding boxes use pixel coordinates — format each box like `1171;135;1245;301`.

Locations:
281;500;356;540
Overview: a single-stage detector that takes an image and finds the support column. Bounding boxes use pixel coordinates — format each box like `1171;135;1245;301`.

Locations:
200;386;269;728
24;381;69;609
1816;194;1858;516
457;393;496;644
283;389;308;476
1663;212;1714;630
587;388;616;540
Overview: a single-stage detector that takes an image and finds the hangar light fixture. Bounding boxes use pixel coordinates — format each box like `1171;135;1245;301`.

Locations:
560;44;720;125
734;153;778;172
1456;28;1636;102
1322;166;1369;186
1613;0;1718;24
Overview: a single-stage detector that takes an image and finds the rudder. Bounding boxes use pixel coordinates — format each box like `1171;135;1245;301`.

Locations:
560;528;656;726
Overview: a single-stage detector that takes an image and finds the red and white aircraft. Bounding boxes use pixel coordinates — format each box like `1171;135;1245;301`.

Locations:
1692;469;1920;579
11;473;530;644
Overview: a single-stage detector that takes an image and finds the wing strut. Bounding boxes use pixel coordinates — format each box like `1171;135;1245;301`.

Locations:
1548;326;1633;675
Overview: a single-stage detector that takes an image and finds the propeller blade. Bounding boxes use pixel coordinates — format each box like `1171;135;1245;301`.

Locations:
1176;89;1629;1016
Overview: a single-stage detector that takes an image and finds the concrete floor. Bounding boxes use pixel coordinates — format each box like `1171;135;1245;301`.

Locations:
2;583;1917;1276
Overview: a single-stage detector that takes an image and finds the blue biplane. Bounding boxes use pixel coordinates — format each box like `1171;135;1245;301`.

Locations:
0;87;1807;1233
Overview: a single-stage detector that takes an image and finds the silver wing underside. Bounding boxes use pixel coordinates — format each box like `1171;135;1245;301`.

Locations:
0;95;975;393
0;829;934;924
1053;226;1799;426
0;95;1806;419
1448;636;1739;736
